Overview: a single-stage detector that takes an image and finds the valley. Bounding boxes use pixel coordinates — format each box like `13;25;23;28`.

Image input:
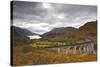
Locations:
12;20;97;66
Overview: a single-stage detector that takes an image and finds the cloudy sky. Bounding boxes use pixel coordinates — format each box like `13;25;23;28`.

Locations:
12;1;97;35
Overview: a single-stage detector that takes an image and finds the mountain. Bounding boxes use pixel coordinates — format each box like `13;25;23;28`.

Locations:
48;27;77;33
41;27;77;42
75;20;97;38
74;20;97;44
41;20;97;43
11;26;32;46
13;26;37;36
42;27;77;37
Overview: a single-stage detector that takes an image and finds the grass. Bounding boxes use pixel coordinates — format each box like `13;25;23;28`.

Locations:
12;45;97;66
31;41;66;48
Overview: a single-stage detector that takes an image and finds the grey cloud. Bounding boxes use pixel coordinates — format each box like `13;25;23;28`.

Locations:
12;1;97;34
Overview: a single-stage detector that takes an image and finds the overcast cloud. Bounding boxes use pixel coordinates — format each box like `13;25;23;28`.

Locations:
12;1;97;34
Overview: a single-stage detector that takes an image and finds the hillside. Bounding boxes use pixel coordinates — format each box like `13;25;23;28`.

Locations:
40;20;97;44
74;20;97;44
11;26;32;46
77;20;97;37
12;26;37;36
41;27;77;42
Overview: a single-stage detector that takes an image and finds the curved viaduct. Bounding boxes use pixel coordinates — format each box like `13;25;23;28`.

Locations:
46;41;96;55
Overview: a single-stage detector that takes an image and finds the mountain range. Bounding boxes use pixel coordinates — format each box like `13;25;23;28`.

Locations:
41;20;97;42
11;26;35;46
75;20;97;38
12;20;97;46
41;27;77;37
12;26;37;36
